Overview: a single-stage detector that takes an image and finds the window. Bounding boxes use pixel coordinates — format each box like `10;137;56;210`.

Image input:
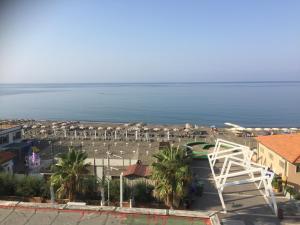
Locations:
269;153;274;160
279;160;285;168
0;135;9;145
13;131;21;140
296;164;300;173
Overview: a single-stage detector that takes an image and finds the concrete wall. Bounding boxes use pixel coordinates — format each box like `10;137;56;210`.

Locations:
257;143;300;190
287;162;300;190
257;143;287;178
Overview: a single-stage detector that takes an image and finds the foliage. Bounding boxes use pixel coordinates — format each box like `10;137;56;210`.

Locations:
0;173;49;197
133;181;154;203
31;146;40;153
151;147;192;208
50;148;90;201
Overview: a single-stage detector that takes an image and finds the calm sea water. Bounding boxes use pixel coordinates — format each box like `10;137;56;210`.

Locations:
0;82;300;127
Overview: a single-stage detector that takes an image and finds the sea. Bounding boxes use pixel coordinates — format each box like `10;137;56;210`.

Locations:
0;82;300;127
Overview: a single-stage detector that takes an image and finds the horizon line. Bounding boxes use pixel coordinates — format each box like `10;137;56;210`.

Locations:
1;80;300;85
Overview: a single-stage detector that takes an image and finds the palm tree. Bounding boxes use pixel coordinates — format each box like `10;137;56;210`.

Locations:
50;148;90;201
151;147;192;209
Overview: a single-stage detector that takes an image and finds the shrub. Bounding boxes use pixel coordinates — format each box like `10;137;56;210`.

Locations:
133;181;154;203
0;173;15;196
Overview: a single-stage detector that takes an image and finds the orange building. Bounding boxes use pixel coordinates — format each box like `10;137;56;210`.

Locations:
256;134;300;190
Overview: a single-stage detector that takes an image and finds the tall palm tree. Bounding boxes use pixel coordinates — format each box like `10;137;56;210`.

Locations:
50;148;90;201
151;147;192;209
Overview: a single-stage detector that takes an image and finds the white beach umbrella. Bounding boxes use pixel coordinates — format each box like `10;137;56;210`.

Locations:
272;128;279;131
116;127;121;130
263;128;271;131
79;125;84;130
245;128;253;131
97;126;103;130
52;122;57;126
237;127;245;131
52;126;57;129
281;128;288;131
185;123;191;129
23;125;28;129
107;127;113;130
89;126;94;130
40;129;46;133
184;128;190;132
70;125;75;130
124;123;130;127
61;123;67;126
173;128;179;132
153;128;160;131
254;128;262;131
290;128;298;131
143;127;149;131
61;126;66;129
163;128;169;131
32;125;37;129
41;125;46;129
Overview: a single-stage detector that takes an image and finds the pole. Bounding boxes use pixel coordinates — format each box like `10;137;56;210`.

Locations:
120;172;123;207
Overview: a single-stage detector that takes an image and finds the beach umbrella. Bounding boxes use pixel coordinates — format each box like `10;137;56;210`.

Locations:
185;123;191;129
40;129;46;133
41;125;46;129
124;123;130;127
97;126;103;130
89;126;94;130
184;128;190;132
23;125;28;129
290;128;298;131
107;127;113;130
254;128;262;131
153;128;160;131
173;128;179;132
237;127;245;131
61;123;66;126
52;122;57;126
32;125;37;129
245;128;253;131
70;125;75;130
163;128;169;132
272;128;279;131
79;125;84;130
61;126;66;129
52;126;57;129
143;127;149;131
116;127;121;130
263;128;271;131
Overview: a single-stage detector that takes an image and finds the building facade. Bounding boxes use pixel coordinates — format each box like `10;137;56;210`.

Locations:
256;134;300;191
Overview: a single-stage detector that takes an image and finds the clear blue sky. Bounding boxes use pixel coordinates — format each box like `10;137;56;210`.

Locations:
0;0;299;83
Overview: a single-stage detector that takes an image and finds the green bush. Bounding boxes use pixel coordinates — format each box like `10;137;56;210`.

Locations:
0;173;49;198
133;181;154;203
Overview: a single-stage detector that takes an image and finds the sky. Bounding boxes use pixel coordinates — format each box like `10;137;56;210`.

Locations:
0;0;299;83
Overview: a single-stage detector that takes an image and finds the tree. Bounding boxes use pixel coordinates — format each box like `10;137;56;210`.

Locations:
50;149;90;201
151;147;192;209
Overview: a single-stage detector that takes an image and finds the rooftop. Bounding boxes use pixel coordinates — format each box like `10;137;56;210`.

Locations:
0;124;20;132
256;133;300;164
123;161;151;178
0;151;16;164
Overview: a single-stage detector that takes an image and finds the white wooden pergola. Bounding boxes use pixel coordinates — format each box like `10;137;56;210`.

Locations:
208;139;277;215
